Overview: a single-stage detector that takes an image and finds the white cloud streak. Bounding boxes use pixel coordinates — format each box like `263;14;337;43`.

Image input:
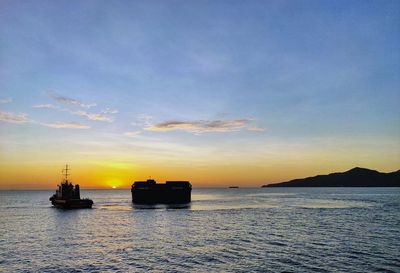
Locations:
48;91;96;108
131;114;153;126
34;92;117;122
0;110;90;129
32;104;59;109
247;126;266;132
0;98;12;104
124;131;141;137
145;119;258;133
102;108;119;114
72;111;113;122
0;111;28;123
40;121;90;129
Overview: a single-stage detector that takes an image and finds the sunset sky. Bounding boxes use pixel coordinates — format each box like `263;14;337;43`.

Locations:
0;0;399;189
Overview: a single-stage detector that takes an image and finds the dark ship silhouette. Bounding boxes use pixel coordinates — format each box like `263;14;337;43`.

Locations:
49;165;93;209
131;179;191;204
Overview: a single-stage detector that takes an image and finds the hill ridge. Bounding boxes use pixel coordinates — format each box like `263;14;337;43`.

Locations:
262;167;400;187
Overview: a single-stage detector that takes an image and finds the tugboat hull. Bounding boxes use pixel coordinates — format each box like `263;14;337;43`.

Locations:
50;198;93;209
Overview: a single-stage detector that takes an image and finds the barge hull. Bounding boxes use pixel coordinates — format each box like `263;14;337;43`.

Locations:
131;180;192;204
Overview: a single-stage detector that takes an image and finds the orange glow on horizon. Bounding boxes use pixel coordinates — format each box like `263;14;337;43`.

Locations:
1;141;400;190
0;157;399;190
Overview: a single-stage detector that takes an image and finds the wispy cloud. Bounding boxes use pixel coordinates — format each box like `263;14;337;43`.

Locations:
247;126;265;132
0;111;28;123
132;114;153;126
34;93;117;122
40;121;90;129
72;111;113;122
48;91;96;108
102;108;119;114
145;119;258;133
124;131;141;137
0;108;91;129
0;98;12;104
32;104;58;109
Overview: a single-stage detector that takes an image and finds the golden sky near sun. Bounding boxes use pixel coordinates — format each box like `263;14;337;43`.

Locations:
1;137;399;189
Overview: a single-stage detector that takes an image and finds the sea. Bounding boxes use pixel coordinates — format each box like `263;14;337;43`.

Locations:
1;188;399;273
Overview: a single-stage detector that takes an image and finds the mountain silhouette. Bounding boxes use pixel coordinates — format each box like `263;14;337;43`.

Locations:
263;167;400;187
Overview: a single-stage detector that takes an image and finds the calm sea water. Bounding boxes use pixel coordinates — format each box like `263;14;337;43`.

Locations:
1;188;399;273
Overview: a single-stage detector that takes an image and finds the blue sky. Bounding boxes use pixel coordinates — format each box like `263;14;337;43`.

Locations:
0;0;399;187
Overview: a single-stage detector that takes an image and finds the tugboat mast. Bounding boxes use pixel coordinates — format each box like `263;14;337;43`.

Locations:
62;164;70;182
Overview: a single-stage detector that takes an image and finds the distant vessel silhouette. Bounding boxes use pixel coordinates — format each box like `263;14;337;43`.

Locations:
49;165;93;209
131;179;191;204
229;186;239;188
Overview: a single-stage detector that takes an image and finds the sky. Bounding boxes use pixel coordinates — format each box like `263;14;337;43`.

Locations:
0;0;399;189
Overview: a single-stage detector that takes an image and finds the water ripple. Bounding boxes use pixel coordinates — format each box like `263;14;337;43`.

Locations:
1;188;399;272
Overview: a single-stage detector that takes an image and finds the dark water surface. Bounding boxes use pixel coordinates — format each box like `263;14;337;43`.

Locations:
1;188;399;272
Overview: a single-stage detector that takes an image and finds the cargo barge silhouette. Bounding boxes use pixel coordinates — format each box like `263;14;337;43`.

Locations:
49;165;93;209
131;179;192;204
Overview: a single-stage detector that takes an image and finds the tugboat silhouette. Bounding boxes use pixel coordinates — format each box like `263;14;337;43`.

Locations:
49;164;93;209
